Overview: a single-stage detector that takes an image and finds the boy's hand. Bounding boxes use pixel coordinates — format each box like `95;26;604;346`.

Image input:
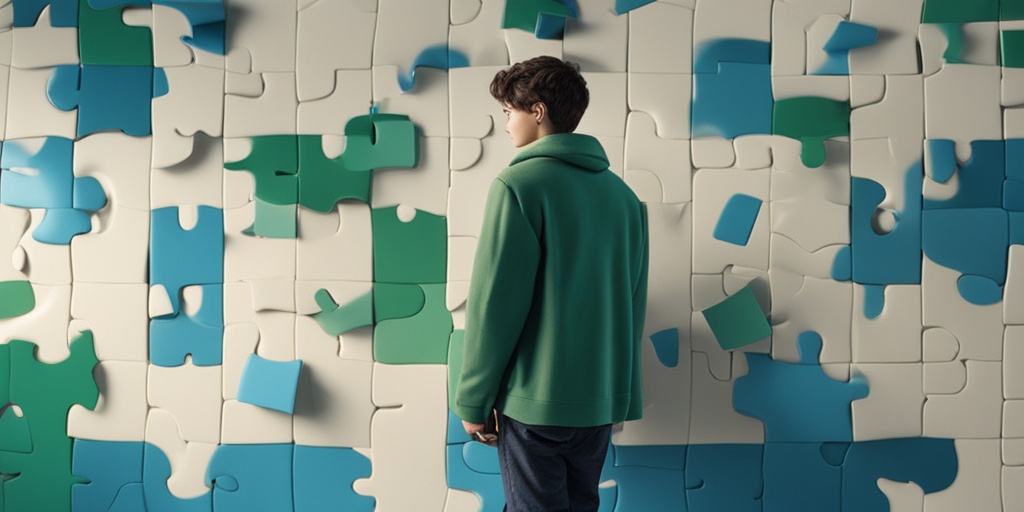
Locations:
463;420;497;446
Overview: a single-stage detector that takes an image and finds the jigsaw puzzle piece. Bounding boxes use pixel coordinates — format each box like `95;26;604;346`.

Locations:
922;207;1007;305
502;0;575;39
852;283;921;363
11;4;79;68
48;64;164;137
294;445;374;512
1;136;75;210
627;1;691;74
772;96;850;168
700;283;770;351
924;439;1002;511
850;362;923;441
373;0;449;77
841;436;958;511
600;443;687;511
849;168;923;285
236;353;302;414
67;360;147;441
223;71;298;137
72;439;145;512
0;284;72;362
141;438;213;512
374;283;452;364
222;0;293;72
446;442;504;512
624;111;691;204
339;113;418;173
297;70;371;136
372;136;449;216
692;167;769;274
692;58;772;139
296;201;372;282
925;63;1002;154
562;3;626;72
150;0;225;56
449;0;509;67
205;443;294;512
152;64;224;168
353;363;449;510
78;0;152;65
685;443;761;511
1;331;98;512
734;331;868;442
7;66;77;139
761;442;843;512
295;0;374;102
292;314;374;447
149;205;223;314
372;205;446;284
295;134;369;209
149;284;223;366
309;286;373;337
688;351;764;444
924;360;1002;438
924;139;1005;210
147;360;221;443
612;325;692;445
223;135;297;206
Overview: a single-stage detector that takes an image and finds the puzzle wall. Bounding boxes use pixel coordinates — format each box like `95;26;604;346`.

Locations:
1;0;1022;509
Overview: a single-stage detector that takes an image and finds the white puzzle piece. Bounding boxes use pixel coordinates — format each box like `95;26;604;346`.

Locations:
850;362;923;440
67;360;148;441
148;361;223;444
70;283;148;362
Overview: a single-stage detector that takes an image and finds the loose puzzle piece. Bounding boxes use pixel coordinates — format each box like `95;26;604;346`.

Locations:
713;193;762;246
502;0;576;39
236;354;302;414
700;284;771;350
0;330;99;512
311;287;373;337
734;331;869;442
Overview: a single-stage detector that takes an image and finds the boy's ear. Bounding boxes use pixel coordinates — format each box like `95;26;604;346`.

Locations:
531;102;547;123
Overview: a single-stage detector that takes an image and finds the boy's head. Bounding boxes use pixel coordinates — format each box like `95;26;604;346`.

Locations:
490;56;589;139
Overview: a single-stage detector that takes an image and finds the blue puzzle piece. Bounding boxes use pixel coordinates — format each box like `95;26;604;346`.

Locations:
1006;139;1024;211
693;38;771;74
150;206;224;315
399;45;469;92
924;140;1005;210
600;444;688;512
922;207;1008;287
0;137;75;209
13;0;79;27
685;444;762;512
33;208;93;244
206;444;294;512
293;445;374;512
762;443;843;512
48;64;167;137
648;328;679;368
713;193;762;246
149;284;223;367
692;61;773;139
815;21;879;75
72;440;144;512
447;443;505;512
842;437;958;512
143;442;212;512
850;167;923;285
237;354;303;414
734;331;869;442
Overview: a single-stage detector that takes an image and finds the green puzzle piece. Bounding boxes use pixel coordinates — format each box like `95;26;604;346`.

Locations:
79;0;153;66
447;330;465;411
922;0;999;23
0;281;34;319
372;206;447;284
0;331;99;512
225;135;299;206
502;0;573;35
340;114;418;172
1003;30;1024;68
374;283;453;364
312;288;374;337
249;199;297;238
773;96;850;169
297;135;373;211
701;285;772;350
374;283;425;323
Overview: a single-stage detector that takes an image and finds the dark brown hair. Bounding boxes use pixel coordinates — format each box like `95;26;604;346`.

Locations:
489;56;589;133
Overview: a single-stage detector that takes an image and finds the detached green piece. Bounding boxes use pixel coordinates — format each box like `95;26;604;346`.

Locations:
251;199;297;239
312;288;374;337
1003;30;1024;68
340;114;418;172
224;135;299;206
0;281;35;319
372;206;447;284
297;134;372;211
773;96;850;168
502;0;573;38
374;284;453;364
701;285;771;350
79;0;153;65
2;331;99;512
921;0;999;23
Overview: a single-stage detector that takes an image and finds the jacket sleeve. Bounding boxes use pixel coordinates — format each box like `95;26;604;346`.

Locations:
454;178;541;424
626;203;650;421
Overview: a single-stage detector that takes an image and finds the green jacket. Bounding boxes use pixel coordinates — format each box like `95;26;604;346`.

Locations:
454;133;649;427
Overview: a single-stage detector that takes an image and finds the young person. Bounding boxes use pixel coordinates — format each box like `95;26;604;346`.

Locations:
454;56;650;511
